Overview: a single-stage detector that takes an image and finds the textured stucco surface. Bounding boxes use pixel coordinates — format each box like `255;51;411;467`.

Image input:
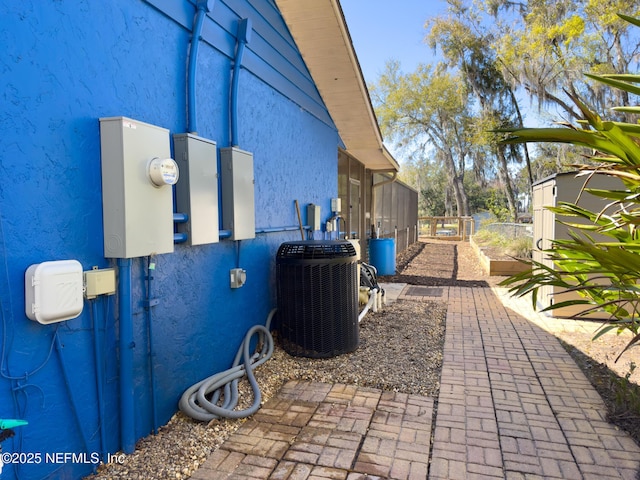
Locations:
0;1;338;478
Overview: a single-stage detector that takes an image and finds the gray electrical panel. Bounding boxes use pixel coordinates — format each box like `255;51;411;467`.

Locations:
173;134;219;245
220;147;255;240
99;117;175;258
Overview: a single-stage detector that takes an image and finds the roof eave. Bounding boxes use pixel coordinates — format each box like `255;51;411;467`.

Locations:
275;0;399;172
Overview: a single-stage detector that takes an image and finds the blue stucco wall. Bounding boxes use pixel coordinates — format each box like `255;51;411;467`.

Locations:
0;1;338;478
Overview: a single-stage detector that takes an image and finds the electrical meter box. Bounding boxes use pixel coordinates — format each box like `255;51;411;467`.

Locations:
99;117;176;258
220;147;255;240
25;260;84;324
173;134;219;245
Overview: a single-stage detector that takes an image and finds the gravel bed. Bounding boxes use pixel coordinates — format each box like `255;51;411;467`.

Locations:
85;238;640;478
86;277;446;480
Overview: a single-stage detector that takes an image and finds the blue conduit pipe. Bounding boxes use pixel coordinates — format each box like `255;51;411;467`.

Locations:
117;258;135;454
144;257;159;434
230;18;252;146
187;0;214;134
91;299;107;463
255;225;307;234
219;226;310;239
179;309;275;421
174;232;188;244
173;212;189;224
174;214;189;243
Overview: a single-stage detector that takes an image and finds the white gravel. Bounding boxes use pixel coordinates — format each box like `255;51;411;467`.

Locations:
85;297;446;480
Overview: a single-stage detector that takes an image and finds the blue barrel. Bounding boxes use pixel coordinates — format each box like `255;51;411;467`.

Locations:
368;238;396;275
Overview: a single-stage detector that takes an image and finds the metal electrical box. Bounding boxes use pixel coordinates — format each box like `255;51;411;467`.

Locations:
99;117;176;258
173;134;219;245
220;147;255;240
307;204;321;231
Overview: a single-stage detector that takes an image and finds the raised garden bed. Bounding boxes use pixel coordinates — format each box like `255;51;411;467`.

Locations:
470;235;531;276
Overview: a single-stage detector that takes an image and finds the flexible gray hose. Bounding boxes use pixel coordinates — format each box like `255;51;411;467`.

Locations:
178;309;276;421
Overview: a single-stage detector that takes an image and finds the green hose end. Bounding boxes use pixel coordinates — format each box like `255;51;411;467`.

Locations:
0;419;28;430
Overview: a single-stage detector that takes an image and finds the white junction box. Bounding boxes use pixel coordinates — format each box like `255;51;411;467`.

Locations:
220;147;255;240
25;260;84;324
84;268;116;299
99;117;176;258
173;134;219;245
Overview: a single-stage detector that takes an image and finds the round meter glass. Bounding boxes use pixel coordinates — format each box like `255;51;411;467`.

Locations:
148;158;179;187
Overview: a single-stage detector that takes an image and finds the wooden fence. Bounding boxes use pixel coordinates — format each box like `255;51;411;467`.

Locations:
418;216;475;241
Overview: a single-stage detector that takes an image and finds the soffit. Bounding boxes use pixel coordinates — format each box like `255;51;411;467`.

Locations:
275;0;399;171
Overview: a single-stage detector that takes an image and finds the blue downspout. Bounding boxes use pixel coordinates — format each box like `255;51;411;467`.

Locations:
230;18;252;147
118;258;135;454
187;0;214;134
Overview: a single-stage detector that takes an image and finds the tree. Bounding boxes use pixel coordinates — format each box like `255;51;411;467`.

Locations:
426;0;533;220
484;0;640;122
372;62;472;216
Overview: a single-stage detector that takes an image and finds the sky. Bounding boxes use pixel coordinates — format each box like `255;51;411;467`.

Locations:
339;0;449;162
340;0;448;85
339;0;545;160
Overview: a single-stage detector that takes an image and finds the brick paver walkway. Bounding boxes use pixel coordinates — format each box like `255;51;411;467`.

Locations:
191;287;640;479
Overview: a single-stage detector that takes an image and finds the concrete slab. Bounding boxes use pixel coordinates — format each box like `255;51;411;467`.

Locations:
378;282;407;304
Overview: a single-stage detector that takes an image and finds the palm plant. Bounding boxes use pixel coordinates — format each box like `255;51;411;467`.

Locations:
499;14;640;361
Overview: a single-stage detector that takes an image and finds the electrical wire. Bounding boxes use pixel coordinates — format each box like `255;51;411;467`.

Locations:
178;309;275;422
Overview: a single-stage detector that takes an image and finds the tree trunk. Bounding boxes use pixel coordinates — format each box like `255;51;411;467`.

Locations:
445;187;453;217
496;147;517;221
443;149;468;216
508;86;533;189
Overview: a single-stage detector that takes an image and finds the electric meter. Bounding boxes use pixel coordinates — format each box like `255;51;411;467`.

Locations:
148;157;179;187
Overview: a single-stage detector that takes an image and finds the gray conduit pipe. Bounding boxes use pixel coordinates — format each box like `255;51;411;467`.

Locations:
179;309;275;422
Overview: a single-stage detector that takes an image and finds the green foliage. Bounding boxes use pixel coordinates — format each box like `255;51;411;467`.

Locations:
499;14;640;361
486;0;640;122
372;62;474;216
474;226;533;259
486;188;511;221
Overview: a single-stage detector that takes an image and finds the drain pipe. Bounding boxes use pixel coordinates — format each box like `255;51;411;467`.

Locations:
358;287;379;323
117;258;135;454
187;0;214;134
230;18;252;147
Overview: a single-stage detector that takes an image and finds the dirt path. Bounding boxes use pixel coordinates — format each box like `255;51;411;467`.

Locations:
382;239;490;287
